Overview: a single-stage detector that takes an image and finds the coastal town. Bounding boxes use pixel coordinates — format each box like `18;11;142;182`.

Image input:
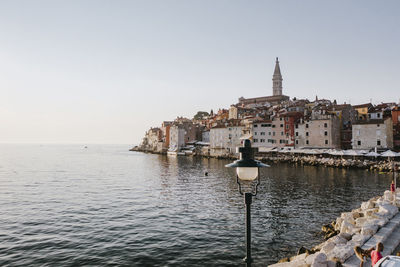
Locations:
134;58;400;162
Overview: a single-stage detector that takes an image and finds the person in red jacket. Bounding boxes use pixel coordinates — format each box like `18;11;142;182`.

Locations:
354;242;384;266
391;180;396;204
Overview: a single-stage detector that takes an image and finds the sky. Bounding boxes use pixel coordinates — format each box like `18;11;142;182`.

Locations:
0;1;399;144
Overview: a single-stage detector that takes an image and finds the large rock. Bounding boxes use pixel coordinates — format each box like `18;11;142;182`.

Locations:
364;208;379;217
355;217;368;227
306;253;318;265
351;233;371;246
335;217;343;231
361;223;379;236
311;252;328;267
341;212;355;225
361;200;375;210
329;243;354;263
338;232;352;241
290;253;308;262
378;203;398;218
321;241;335;254
340;220;361;235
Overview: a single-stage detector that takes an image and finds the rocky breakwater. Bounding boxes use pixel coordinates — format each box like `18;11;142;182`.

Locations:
258;154;398;172
269;190;400;267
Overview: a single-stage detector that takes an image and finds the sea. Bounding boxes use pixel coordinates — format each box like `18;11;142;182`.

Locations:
0;144;393;266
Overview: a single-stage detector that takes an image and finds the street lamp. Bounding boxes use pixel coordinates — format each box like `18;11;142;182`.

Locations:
225;139;269;267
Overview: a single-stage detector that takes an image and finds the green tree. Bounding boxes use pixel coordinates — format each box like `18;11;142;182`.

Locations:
193;111;209;120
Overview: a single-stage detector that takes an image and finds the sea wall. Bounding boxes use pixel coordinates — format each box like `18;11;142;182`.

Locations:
130;146;398;172
270;190;400;267
256;154;398;172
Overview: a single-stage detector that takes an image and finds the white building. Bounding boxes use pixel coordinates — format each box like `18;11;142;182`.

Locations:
169;125;186;151
209;125;244;156
352;118;393;150
202;130;210;143
251;121;274;149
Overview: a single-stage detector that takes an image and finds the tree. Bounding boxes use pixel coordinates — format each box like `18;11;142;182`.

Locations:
193;111;209;120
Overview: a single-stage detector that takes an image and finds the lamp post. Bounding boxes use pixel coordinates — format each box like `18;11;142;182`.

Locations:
225;139;269;267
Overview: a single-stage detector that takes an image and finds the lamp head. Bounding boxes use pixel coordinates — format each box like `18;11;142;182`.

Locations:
225;139;269;181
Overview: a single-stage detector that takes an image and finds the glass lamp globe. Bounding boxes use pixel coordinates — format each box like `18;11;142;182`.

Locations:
236;167;259;181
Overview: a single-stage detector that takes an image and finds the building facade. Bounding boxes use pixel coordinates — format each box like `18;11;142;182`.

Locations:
352;118;394;150
295;115;341;148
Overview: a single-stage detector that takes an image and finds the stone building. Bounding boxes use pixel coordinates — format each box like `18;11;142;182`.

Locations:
330;104;357;149
209;122;244;156
295;114;341;148
352;118;394;150
169;120;202;152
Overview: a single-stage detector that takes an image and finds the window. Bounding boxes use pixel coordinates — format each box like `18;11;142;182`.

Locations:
280;124;284;127
306;124;309;128
261;124;271;127
281;132;284;136
368;114;371;119
377;113;381;118
280;117;282;121
325;140;328;145
285;117;289;121
254;132;257;135
295;140;298;144
260;139;265;143
306;132;309;137
324;123;328;128
377;140;381;146
296;132;299;136
268;132;271;135
295;124;298;129
306;140;309;145
254;125;258;128
377;124;380;127
261;132;265;136
324;131;328;136
357;141;361;146
286;133;289;137
273;132;275;136
286;125;289;129
272;125;276;128
254;139;258;142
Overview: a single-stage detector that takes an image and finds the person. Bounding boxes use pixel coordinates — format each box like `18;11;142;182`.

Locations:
391;179;396;203
354;242;384;267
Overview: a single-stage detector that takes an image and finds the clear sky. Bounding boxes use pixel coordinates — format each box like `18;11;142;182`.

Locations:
0;1;399;144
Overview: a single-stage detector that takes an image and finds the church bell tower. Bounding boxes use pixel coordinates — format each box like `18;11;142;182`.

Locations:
272;57;283;96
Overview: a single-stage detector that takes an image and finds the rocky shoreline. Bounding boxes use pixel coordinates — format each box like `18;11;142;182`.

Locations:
270;190;400;266
256;154;399;172
130;147;399;172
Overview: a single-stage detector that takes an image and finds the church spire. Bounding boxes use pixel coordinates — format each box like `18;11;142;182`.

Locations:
272;57;283;96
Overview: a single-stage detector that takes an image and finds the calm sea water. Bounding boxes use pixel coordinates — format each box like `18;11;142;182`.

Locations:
0;144;393;266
